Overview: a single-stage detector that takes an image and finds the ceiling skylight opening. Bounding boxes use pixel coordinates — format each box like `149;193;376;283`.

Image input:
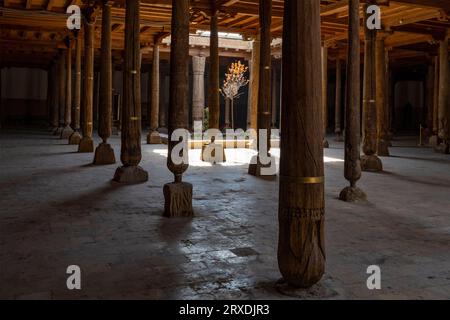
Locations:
195;30;244;40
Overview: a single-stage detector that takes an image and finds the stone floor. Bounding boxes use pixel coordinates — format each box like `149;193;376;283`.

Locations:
0;127;449;300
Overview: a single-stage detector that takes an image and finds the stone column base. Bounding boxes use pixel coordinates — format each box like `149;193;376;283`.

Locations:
112;127;120;136
147;131;161;144
248;155;277;179
201;143;226;163
323;139;330;148
93;143;116;165
68;131;82;145
163;182;194;218
361;154;383;172
339;186;367;202
429;135;439;147
54;127;63;135
60;126;74;139
78;137;94;153
434;142;450;154
334;133;344;142
113;166;148;184
378;139;390;157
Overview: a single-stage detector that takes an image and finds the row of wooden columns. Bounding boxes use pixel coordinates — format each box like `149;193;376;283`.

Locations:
430;36;450;153
44;0;449;290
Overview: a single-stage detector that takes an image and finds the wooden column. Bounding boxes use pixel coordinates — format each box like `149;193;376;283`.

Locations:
164;0;193;218
430;55;440;146
50;63;59;130
339;0;366;202
247;37;260;130
46;66;53;129
322;45;329;148
113;0;148;183
361;2;382;172
61;38;74;139
277;0;325;289
249;0;275;177
69;32;82;145
159;70;169;129
78;9;95;153
208;1;220;130
335;58;343;141
55;52;65;135
224;98;231;128
376;34;390;156
94;1;116;165
426;61;435;139
147;40;162;144
436;37;450;153
192;55;206;130
0;68;2;129
271;62;278;127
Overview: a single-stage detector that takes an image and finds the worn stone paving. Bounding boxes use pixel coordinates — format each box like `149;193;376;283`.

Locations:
0;127;449;300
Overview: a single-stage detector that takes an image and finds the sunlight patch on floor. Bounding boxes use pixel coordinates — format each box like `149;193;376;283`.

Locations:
152;148;344;166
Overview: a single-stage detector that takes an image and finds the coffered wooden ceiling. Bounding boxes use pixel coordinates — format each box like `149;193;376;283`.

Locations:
0;0;449;68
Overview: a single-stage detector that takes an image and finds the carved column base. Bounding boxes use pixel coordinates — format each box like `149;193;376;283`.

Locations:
248;155;277;179
163;182;194;218
361;154;383;172
339;186;367;202
113;165;149;184
275;278;337;298
434;142;450;154
60;126;74;139
323;139;329;148
147;131;162;144
78;137;94;153
378;139;390;157
93;142;116;165
54;127;64;135
429;135;440;147
334;133;344;142
68;131;82;145
201;143;226;164
112;126;120;136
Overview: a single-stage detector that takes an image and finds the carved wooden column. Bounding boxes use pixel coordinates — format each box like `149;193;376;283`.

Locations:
249;0;275;177
94;1;116;164
425;59;434;135
69;32;82;145
426;61;435;140
322;45;329;148
50;62;59;131
55;52;65;135
436;36;450;153
224;98;231;129
339;0;366;202
78;8;95;153
61;38;74;139
376;33;390;156
147;40;162;144
278;0;325;289
164;0;193;218
113;0;148;182
361;2;382;172
247;37;260;130
430;56;440;146
208;1;220;130
192;55;206;130
271;62;278;127
159;68;169;130
0;68;3;129
335;58;343;141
